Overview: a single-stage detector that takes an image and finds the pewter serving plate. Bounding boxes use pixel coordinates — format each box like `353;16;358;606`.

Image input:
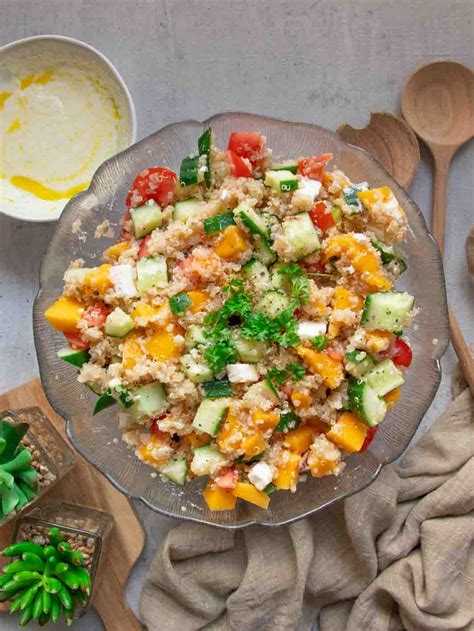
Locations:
33;113;449;529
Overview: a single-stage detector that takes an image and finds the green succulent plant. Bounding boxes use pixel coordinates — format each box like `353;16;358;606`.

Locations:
0;418;40;522
0;527;92;626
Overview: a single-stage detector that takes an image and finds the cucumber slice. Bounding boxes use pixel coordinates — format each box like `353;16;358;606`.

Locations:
181;354;214;383
270;262;289;290
57;346;90;368
191;444;226;476
198;127;212;188
93;393;116;415
173;198;206;223
169;292;192;315
265;169;299;193
131;202;163;238
203;379;233;399
348;377;387;426
105;308;135;338
364;359;404;396
372;240;407;274
192;399;228;436
330;207;343;225
179;154;199;187
272;160;298;174
130;382;168;419
204;211;235;235
257;290;290;318
241;259;272;292
235;202;270;238
253;235;277;265
361;291;414;332
345;350;375;377
160;458;188;485
280;212;321;259
245;379;280;404
136;256;168;292
185;325;207;349
107;378;134;408
233;333;265;363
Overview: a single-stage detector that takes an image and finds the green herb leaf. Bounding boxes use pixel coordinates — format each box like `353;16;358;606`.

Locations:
275;410;301;432
311;335;329;351
204;339;237;374
266;367;287;388
286;362;306;381
169;292;192;315
277;263;310;306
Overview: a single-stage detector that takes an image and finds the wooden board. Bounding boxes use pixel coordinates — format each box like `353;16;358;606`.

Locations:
0;379;145;631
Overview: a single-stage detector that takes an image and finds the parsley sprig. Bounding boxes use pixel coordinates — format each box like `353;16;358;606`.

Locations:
266;362;306;390
277;263;310;307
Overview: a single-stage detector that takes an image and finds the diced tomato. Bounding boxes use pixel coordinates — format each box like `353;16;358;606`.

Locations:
228;150;253;177
360;426;378;452
64;331;89;350
301;258;327;274
298;153;333;180
126;167;177;208
215;467;239;490
228;131;264;165
309;201;336;231
138;235;152;259
391;338;413;368
83;304;110;328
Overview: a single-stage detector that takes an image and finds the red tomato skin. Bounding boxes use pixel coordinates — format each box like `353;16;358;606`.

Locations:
215;467;239;490
391;338;413;368
326;348;343;361
126;167;177;208
83;305;110;328
64;331;89;350
360;426;378;452
228;150;253;177
138;235;152;259
150;417;167;438
298;153;333;180
309;202;336;231
228;132;264;164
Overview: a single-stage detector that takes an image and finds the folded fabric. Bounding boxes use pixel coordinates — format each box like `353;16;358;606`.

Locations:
141;385;473;631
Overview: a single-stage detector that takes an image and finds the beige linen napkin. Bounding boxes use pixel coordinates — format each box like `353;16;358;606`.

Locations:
141;380;473;631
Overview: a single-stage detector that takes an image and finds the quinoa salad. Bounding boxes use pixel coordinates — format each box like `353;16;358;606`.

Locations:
44;129;415;512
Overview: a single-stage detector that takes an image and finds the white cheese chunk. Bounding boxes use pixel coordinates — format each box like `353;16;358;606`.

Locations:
226;363;259;383
297;321;327;341
248;461;273;491
298;177;322;200
109;264;137;298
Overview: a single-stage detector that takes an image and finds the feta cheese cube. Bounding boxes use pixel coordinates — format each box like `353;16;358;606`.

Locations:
226;363;259;383
248;461;273;491
109;264;137;298
297;320;327;341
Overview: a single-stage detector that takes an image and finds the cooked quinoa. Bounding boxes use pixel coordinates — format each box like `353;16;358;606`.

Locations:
45;129;415;511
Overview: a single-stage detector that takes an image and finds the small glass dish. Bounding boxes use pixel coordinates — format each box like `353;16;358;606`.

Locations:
33;113;450;528
0;408;76;526
11;501;113;617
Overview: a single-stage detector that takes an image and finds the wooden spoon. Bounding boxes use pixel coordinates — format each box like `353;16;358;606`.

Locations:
337;112;420;189
401;60;474;250
402;60;474;394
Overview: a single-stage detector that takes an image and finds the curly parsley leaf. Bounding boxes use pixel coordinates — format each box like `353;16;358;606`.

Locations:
277;263;310;306
204;338;237;374
311;335;329;351
286;362;306;381
266;367;287;388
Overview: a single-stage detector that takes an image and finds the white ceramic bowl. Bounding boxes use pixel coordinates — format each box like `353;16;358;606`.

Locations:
0;35;137;222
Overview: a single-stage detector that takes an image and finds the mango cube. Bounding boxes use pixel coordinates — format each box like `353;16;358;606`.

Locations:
233;482;270;509
44;296;84;333
326;412;368;453
214;225;249;260
204;483;237;511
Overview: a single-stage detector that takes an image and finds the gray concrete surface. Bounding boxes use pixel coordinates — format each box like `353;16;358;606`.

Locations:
0;1;473;629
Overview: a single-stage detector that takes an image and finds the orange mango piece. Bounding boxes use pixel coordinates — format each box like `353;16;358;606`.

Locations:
283;426;314;454
328;286;364;338
103;241;130;260
274;452;301;490
252;410;280;432
290;391;311;410
357;186;393;210
241;432;266;458
233;482;270;509
145;329;180;361
385;386;402;410
188;290;209;314
365;330;393;353
204;482;237;511
122;333;142;370
309;457;340;478
185;432;212;448
306;417;331;433
326;412;368;453
44;296;84;333
84;264;112;296
214;225;249;260
296;346;344;389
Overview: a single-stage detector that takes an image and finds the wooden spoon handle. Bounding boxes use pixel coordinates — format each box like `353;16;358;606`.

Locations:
449;308;474;396
431;150;453;255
